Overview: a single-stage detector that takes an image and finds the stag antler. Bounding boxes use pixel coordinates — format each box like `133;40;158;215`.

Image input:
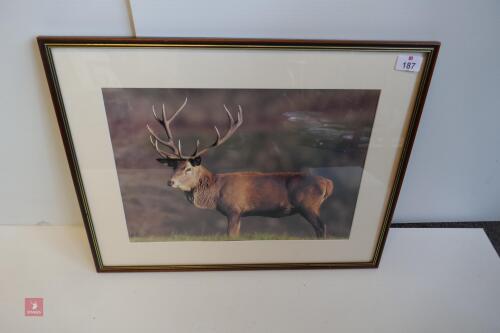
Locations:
147;97;190;159
147;98;243;160
193;104;243;158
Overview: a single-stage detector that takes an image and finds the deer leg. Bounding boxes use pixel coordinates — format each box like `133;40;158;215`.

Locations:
226;214;241;238
300;210;326;239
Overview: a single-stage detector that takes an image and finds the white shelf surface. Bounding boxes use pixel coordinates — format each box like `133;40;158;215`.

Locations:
0;226;499;332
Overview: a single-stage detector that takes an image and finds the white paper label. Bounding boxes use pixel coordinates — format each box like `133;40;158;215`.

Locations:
395;54;423;72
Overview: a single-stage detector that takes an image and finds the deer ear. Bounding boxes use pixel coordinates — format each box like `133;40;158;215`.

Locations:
190;156;202;166
156;158;178;167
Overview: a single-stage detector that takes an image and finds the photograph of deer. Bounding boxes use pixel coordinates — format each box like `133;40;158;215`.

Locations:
147;98;334;238
102;88;380;242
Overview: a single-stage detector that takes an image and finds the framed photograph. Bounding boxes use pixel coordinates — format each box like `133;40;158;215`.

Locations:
38;37;439;272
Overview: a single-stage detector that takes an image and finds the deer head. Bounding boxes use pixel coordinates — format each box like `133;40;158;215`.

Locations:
147;97;243;191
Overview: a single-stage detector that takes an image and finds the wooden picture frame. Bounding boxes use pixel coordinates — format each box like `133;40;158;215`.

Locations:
38;37;439;272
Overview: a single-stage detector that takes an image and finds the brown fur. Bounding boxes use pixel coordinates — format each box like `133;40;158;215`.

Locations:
168;161;334;238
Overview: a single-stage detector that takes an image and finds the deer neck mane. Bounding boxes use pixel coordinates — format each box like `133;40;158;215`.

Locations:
185;166;218;209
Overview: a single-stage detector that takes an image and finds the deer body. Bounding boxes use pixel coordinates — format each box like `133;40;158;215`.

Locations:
168;162;333;238
147;98;334;238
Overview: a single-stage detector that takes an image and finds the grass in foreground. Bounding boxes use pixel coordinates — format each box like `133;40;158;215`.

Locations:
130;233;341;242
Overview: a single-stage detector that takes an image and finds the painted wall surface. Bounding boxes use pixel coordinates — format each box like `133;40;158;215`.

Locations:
0;1;132;225
1;0;499;225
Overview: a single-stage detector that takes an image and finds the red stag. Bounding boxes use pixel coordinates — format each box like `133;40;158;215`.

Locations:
147;98;334;238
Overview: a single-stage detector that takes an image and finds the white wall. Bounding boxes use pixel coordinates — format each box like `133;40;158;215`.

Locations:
0;0;132;225
1;0;499;225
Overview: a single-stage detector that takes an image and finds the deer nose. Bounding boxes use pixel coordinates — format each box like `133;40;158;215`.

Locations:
167;180;174;187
